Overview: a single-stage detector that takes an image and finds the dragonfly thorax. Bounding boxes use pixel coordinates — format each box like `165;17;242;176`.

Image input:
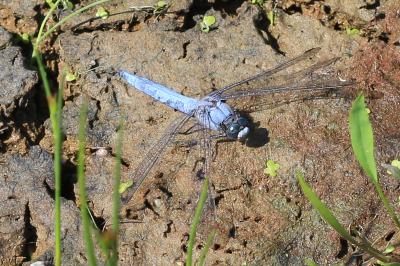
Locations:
196;97;251;141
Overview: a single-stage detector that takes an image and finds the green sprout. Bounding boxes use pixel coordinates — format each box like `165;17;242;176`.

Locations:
391;159;400;170
385;159;400;180
346;27;360;37
383;244;395;255
267;10;275;26
46;0;73;10
96;6;109;19
119;180;133;194
264;160;280;177
61;0;74;9
251;0;265;6
304;258;319;266
200;15;216;33
18;33;31;44
45;0;56;8
154;0;167;13
65;71;77;82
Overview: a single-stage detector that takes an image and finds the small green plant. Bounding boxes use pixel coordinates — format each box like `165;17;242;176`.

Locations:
304;258;319;266
264;159;280;177
267;10;275;26
119;180;133;194
65;71;77;82
384;160;400;180
154;1;168;13
96;6;109;19
251;0;265;6
46;0;74;9
18;32;31;44
296;94;400;264
61;0;74;9
346;27;360;37
200;15;216;33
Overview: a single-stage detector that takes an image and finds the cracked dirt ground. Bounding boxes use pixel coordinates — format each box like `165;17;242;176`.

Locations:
0;0;400;265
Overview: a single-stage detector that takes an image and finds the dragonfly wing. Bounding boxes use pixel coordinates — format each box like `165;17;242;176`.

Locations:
209;48;321;97
223;79;354;100
121;113;192;205
220;57;354;112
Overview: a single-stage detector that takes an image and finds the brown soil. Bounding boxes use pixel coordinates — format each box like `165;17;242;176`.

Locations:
0;0;399;265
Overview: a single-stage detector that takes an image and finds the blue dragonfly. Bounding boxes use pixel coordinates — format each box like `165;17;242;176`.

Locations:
118;48;353;205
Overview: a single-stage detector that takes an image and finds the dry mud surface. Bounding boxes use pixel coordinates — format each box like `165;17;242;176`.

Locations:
0;0;400;265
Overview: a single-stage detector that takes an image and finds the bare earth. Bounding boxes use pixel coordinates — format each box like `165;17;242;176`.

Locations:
0;0;399;265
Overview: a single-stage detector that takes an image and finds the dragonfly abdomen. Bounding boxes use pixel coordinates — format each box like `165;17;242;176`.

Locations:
119;71;199;115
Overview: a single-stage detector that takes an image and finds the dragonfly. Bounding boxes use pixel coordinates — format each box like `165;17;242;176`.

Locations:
118;47;353;206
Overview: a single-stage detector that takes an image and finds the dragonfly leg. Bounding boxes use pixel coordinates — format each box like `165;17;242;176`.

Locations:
178;123;203;135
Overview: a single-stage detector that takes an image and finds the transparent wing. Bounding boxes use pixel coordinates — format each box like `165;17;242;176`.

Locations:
209;47;321;98
223;79;354;100
121;114;192;205
220;57;355;112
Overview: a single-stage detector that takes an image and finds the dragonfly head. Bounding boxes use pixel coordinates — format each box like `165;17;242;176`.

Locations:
226;116;250;141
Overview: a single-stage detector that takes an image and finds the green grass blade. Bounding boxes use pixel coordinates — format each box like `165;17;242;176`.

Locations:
374;184;400;228
198;229;216;266
53;70;64;266
78;101;97;266
186;177;209;266
349;94;377;181
296;171;356;244
50;69;65;265
93;228;111;261
296;171;391;262
349;95;400;228
34;51;63;265
110;120;123;265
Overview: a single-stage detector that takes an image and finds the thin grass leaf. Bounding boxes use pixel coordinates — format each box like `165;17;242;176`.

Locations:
53;70;64;266
109;120;123;265
349;95;400;228
296;172;356;243
296;171;391;262
349;94;377;181
93;228;111;261
53;69;65;266
34;51;63;265
186;177;209;266
198;229;216;266
77;101;97;266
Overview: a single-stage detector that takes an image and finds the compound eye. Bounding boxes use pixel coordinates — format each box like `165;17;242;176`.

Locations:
227;123;240;138
237;117;249;127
